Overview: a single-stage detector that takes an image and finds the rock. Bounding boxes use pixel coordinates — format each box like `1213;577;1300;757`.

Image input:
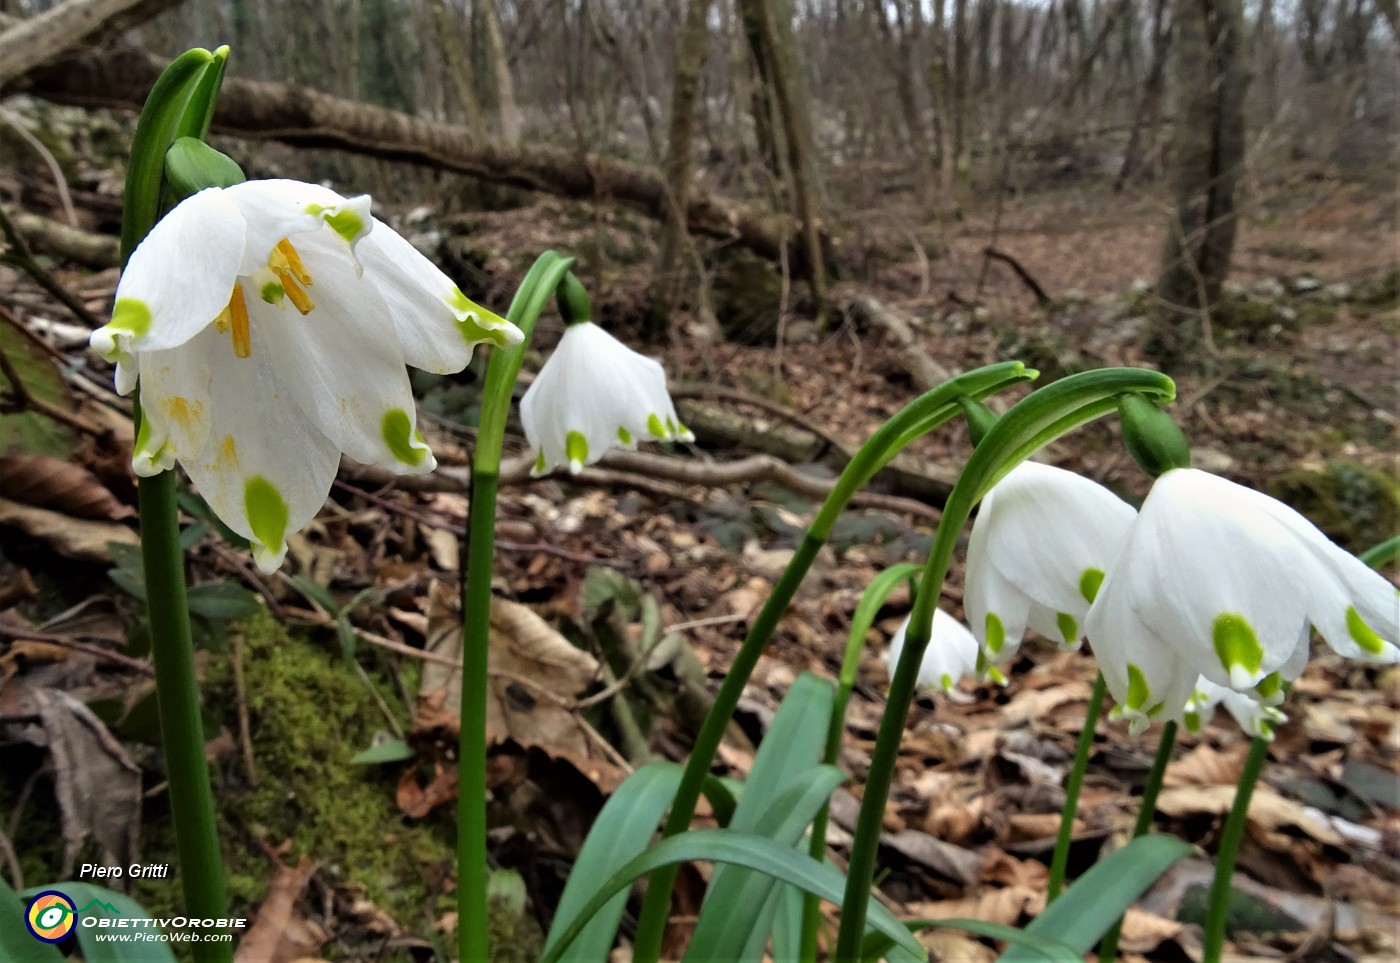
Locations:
1267;461;1400;555
1291;275;1322;294
1325;282;1353;301
1252;278;1286;299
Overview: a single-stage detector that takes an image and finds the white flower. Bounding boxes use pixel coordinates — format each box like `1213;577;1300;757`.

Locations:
520;321;692;476
884;609;981;694
1086;468;1398;736
964;461;1136;662
1182;678;1287;740
90;179;520;571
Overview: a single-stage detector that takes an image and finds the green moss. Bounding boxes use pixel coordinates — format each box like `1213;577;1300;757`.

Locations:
1267;460;1400;555
711;249;784;344
201;612;454;940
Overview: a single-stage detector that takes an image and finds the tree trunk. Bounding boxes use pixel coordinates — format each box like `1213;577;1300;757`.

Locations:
1114;0;1170;191
427;0;486;136
471;0;519;145
923;0;957;195
648;0;716;329
1153;0;1249;362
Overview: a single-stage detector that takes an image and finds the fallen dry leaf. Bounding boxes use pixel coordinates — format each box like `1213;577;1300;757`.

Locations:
234;856;322;963
1165;742;1249;787
908;884;1044;927
0;495;137;561
0;453;133;520
1156;784;1344;846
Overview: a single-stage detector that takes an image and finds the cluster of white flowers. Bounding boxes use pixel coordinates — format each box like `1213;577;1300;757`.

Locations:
92;180;691;572
945;460;1398;736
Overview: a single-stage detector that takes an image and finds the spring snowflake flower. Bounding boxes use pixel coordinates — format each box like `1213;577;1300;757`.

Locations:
90;179;520;571
964;461;1136;663
520;321;692;476
1182;678;1287;740
1085;468;1399;736
884;609;981;694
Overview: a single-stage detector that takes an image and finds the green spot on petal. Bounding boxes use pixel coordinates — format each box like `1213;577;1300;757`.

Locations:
617;426;633;445
1126;663;1150;710
244;476;288;558
1079;568;1105;604
1184;711;1202;734
1212;612;1264;684
1346;605;1387;655
108;298;152;337
381;408;427;467
306;203;368;244
939;672;954;692
646;413;666;437
260;281;284;303
1055;612;1079;646
533;451;547;475
565;430;588;469
448;290;515;347
1255;671;1283;701
984;612;1005;655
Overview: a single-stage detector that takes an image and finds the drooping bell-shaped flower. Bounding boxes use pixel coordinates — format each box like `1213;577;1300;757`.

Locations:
964;461;1136;663
520;273;692;476
90;179;520;571
1182;677;1287;740
884;609;981;694
1086;467;1398;736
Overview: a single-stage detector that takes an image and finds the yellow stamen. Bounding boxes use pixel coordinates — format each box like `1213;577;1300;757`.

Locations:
274;238;313;286
275;269;316;314
229;284;251;358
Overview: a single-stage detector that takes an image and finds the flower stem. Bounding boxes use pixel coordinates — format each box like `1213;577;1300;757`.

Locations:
832;367;1177;961
630;363;1034;963
457;251;572;963
1098;719;1177;961
1202;735;1269;963
1046;672;1106;902
138;463;231;962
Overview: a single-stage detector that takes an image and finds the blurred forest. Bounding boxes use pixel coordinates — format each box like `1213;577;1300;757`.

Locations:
0;0;1398;960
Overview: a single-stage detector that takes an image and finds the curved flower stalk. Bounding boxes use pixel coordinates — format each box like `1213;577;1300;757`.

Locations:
965;461;1136;662
90;179;519;571
1086;467;1399;736
884;609;981;694
521;273;692;476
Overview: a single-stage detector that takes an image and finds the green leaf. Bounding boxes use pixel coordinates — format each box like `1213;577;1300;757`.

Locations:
862;919;1079;963
164;137;244;200
19;883;178;963
769;878;807;963
186;581;261;620
0;876;64;962
291;575;340;615
0;321;75;457
350;737;414;765
544;762;683;960
120;47;219;264
538;829;925;963
1002;834;1194;960
108;566;146;601
336;613;358;663
686;766;848;962
700;775;741;828
175;45;229;141
729;673;835;834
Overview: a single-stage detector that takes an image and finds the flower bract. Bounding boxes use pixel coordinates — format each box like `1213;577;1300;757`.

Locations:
90;179;520;571
1086;467;1398;736
964;461;1136;662
884;609;980;694
520;321;692;476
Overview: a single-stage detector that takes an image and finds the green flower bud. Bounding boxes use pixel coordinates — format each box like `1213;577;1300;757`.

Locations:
555;272;592;327
957;396;1000;447
164;137;245;200
1118;394;1191;478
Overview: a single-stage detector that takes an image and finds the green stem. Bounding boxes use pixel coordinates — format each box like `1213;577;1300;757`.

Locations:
1046;672;1107;902
1098;719;1177;961
1202;735;1269;963
139;465;230;962
457;252;573;963
832;367;1177;961
631;363;1034;963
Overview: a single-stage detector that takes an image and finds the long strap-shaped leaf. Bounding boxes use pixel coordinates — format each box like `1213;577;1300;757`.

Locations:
543;762;683;960
539;829;926;963
19;883;178;963
0;876;62;963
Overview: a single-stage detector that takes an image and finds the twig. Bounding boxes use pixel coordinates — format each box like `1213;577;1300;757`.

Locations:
0;206;104;330
983;247;1052;305
0;618;153;675
230;631;258;787
0;106;77;226
672;382;852;459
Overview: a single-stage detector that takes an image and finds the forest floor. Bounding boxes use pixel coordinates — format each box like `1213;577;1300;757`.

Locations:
0;165;1396;962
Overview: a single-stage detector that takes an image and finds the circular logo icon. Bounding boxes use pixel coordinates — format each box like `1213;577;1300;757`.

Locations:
26;890;76;942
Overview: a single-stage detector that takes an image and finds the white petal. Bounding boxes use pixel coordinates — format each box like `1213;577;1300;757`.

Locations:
93;187;245;362
981;462;1135;623
225;179;370;275
521;322;689;475
1128;469;1314;689
964;493;1034;660
1218;689;1287;739
131;333;216;476
179;319;341;572
250;233;434;474
356;219;520;373
885;610;980;693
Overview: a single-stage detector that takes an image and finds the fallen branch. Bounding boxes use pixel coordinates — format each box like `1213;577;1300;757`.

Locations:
0;0;177;90
23;45;799;261
983;246;1052;305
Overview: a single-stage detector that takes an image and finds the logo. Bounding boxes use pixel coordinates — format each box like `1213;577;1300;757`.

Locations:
26;890;77;942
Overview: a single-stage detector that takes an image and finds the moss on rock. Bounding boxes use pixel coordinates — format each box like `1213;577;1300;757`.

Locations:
1267;460;1400;555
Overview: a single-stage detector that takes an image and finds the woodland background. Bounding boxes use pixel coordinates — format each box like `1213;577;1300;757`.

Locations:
0;0;1397;960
